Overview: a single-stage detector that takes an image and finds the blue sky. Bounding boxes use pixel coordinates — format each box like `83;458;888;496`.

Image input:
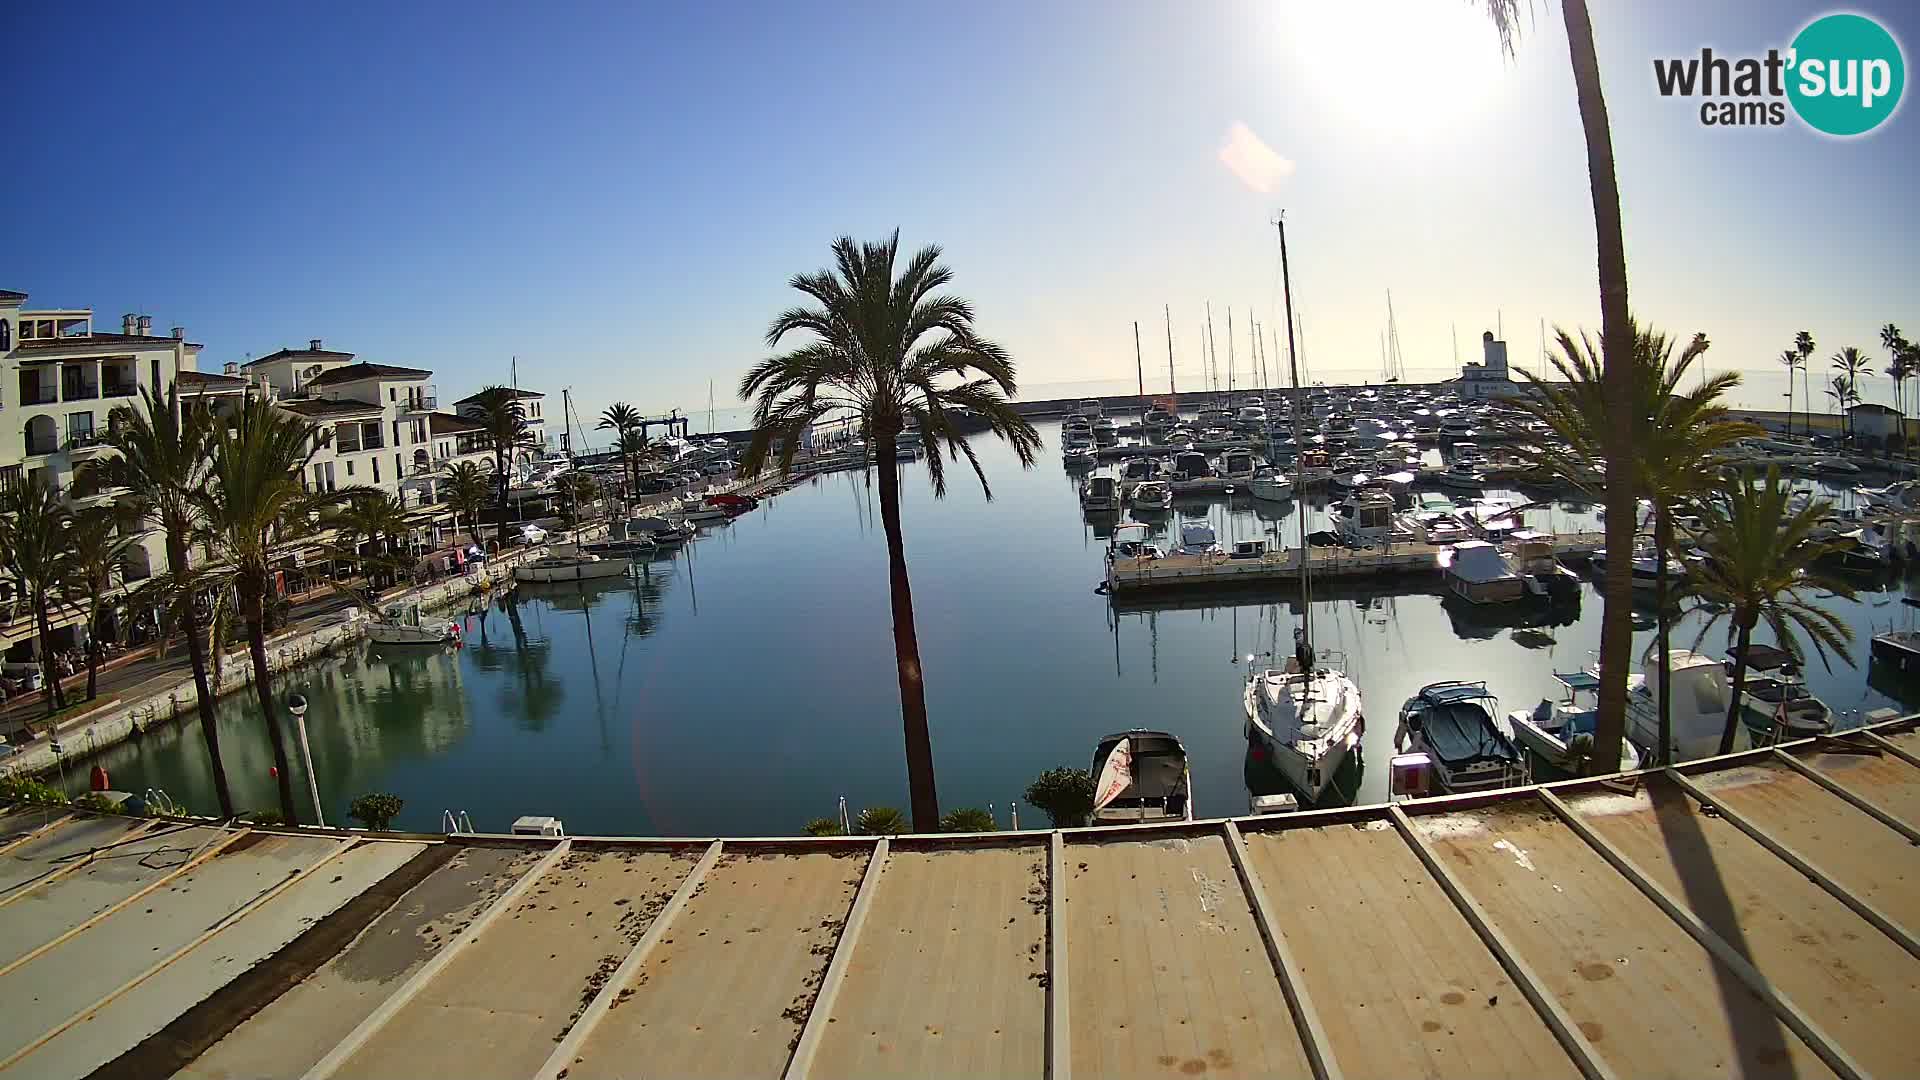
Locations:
7;0;1916;425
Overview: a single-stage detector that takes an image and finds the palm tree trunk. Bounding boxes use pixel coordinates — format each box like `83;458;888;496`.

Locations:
240;571;300;824
170;532;236;818
1562;0;1634;775
86;624;100;702
872;429;939;832
1719;617;1754;755
35;592;62;716
1654;506;1673;765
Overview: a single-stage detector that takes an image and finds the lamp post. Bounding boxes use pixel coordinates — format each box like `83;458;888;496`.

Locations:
286;692;324;826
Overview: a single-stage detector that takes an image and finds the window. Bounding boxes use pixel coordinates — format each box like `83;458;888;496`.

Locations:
388;387;396;402
346;460;355;477
0;319;9;350
393;421;401;445
372;457;381;483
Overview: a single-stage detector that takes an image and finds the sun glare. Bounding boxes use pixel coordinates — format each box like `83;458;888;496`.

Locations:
1275;0;1512;137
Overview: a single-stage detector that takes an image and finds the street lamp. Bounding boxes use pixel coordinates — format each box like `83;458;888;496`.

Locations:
286;692;324;826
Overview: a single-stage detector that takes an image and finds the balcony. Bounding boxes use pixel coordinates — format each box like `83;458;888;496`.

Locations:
66;430;106;454
102;379;137;398
405;391;438;412
20;385;57;407
61;380;100;402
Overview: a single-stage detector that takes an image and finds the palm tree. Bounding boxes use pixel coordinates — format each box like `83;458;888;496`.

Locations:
1683;467;1853;755
468;387;536;544
739;232;1040;831
1778;348;1803;436
1882;325;1911;456
617;430;651;491
559;472;599;532
1479;0;1637;760
63;507;139;702
333;490;413;590
440;460;491;544
194;397;334;824
597;403;641;499
1795;330;1816;434
1508;323;1759;765
1825;373;1857;431
1832;347;1872;443
78;386;234;817
0;481;72;716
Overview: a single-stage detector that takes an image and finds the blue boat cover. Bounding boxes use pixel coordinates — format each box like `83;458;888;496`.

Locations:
1417;688;1519;768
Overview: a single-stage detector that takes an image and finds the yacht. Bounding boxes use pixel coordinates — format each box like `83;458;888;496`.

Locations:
1174;520;1222;557
1090;730;1195;825
1436;462;1487;490
1063;442;1097;467
1461;499;1525;543
1624;651;1731;763
1218;450;1259;482
1075;398;1105;419
1080;473;1120;511
1509;671;1642;779
514;547;632;584
1092;416;1120;442
1509;535;1580;597
1591;541;1686;589
365;604;460;646
1130;480;1173;510
1399;681;1523;793
1119;456;1165;491
1442;540;1525;603
1172;451;1214;482
1295;449;1333;487
1331;487;1396;547
1197;405;1237;430
1728;645;1834;742
1248;467;1293;503
1439;415;1476;439
1105;522;1163;564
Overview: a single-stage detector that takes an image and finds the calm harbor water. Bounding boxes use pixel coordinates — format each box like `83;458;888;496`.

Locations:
62;421;1920;835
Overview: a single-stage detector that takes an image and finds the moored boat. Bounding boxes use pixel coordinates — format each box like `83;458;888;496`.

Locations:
365;604;460;646
513;547;632;583
1399;681;1523;793
1509;671;1641;778
1090;730;1195;825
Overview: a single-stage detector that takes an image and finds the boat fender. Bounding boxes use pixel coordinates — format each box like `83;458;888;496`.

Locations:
1093;582;1110;596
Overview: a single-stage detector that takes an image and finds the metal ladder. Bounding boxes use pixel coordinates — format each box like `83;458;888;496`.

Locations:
442;809;475;835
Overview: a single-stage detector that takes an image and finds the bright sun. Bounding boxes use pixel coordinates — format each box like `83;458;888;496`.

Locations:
1274;0;1512;137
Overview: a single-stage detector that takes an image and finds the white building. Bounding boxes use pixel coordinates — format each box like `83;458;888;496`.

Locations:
1454;331;1518;401
242;342;439;505
452;387;548;470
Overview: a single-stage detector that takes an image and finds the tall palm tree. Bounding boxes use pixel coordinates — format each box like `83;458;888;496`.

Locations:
559;471;599;533
469;387;536;544
1795;330;1816;435
597;403;642;498
1832;346;1872;443
63;507;139;702
1778;348;1803;436
739;232;1040;831
194;397;334;824
0;481;72;716
617;430;651;492
333;490;413;590
1882;325;1911;456
1508;323;1758;765
1825;373;1857;432
1683;467;1853;755
1479;0;1637;758
440;460;491;543
77;386;234;817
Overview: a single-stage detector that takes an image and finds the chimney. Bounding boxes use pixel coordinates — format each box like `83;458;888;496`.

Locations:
171;326;184;340
123;313;138;335
223;361;239;375
138;315;153;336
309;338;323;352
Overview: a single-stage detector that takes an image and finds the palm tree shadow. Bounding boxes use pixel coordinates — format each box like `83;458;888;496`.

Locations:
1645;776;1800;1074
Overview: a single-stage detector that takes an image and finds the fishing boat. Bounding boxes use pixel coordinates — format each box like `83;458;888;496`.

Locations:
1248;467;1293;502
1131;480;1173;510
365;604;460;646
1089;730;1195;825
1398;681;1523;793
513;547;631;583
1080;473;1120;511
1442;540;1524;604
1509;671;1642;778
1241;214;1366;804
1727;644;1834;741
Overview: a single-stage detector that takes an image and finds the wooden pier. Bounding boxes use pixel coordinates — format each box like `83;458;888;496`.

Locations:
1107;531;1606;592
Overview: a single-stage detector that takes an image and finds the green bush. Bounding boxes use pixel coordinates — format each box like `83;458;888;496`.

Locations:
0;775;70;807
348;793;405;831
247;809;287;826
1024;767;1095;828
71;793;122;814
939;807;998;832
802;816;846;836
853;806;908;835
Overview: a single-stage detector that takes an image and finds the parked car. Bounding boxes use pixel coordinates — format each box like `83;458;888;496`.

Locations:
518;524;549;544
704;438;731;451
702;460;736;476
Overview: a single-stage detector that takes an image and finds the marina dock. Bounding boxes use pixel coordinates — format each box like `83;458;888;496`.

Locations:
1107;531;1607;592
1;716;1914;1078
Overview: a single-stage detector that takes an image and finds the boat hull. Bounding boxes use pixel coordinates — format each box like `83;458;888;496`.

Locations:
514;560;631;583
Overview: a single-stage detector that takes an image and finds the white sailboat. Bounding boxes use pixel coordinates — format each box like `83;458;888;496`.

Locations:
1242;215;1365;803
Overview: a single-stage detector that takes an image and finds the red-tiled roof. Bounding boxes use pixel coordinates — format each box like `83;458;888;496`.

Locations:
453;387;544;404
15;332;202;351
277;398;385;419
175;369;250;390
305;362;432;387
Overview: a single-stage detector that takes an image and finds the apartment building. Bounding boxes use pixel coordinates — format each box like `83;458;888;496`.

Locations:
242;342;441;505
452;386;548;470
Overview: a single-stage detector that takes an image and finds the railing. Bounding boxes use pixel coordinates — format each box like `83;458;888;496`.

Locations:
102;381;137;398
20;386;57;406
61;383;100;401
65;430;103;451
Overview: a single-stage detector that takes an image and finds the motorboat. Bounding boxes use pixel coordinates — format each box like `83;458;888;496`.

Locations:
1591;542;1686;589
1092;416;1119;442
1509;671;1642;779
1451;441;1484;463
1197;406;1237;429
366;604;460;646
1105;522;1163;564
1235;405;1268;430
1080;473;1121;511
1442;540;1525;603
1074;398;1105;419
1131;480;1173;510
1439;415;1476;439
1436;462;1486;490
1624;651;1732;763
1172;451;1213;482
1727;644;1834;742
1248;468;1293;503
1332;487;1397;547
1090;730;1195;825
1063;441;1098;468
1244;657;1364;802
1461;499;1525;542
514;548;632;583
1399;681;1523;793
1175;520;1222;557
1219;450;1258;482
627;515;695;546
1509;534;1580;597
1119;457;1165;490
1295;449;1333;487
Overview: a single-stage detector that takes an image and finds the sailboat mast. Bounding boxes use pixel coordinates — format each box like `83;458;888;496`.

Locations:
1164;305;1176;395
1226;309;1236;395
1133;321;1144;401
1248;312;1258;393
1205;303;1219;393
1274;215;1312;657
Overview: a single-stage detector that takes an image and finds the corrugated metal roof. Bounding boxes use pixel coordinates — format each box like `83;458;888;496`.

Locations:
5;720;1918;1080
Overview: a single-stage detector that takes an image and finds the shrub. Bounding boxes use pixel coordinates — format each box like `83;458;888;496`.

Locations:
1024;767;1095;828
853;806;908;835
802;816;846;836
939;807;998;833
0;775;70;807
71;792;123;814
348;792;405;831
247;809;287;826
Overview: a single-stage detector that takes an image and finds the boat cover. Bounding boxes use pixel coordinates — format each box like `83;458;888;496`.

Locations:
1448;541;1513;583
